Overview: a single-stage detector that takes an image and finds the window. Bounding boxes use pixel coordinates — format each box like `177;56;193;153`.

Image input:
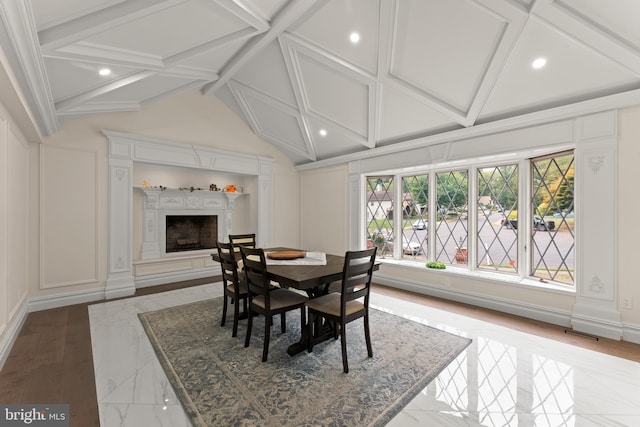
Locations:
364;150;575;287
366;176;393;257
477;164;518;273
435;170;468;265
531;152;575;284
401;175;428;260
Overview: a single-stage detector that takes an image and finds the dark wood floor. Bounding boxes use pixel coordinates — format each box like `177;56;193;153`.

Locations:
1;278;638;427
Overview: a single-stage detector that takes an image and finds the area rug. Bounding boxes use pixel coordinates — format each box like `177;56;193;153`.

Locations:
139;296;471;427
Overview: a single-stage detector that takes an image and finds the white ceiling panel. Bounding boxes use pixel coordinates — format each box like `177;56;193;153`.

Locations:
557;0;640;51
2;0;639;166
377;84;461;142
297;53;370;138
291;0;380;74
84;2;247;57
480;18;640;120
306;116;369;160
389;0;506;114
233;40;298;107
30;0;124;30
178;38;248;73
44;57;138;102
232;83;314;160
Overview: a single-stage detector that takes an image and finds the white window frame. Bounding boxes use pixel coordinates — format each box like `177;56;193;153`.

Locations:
362;148;576;290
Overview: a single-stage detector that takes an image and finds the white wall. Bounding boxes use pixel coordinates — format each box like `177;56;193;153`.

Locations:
618;106;640;327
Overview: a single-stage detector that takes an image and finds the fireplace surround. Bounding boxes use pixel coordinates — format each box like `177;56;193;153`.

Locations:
105;131;274;298
138;187;241;259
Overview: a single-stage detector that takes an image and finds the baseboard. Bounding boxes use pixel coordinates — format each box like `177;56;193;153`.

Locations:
374;273;573;328
0;302;28;371
134;266;221;288
29;288;108;312
622;322;640;344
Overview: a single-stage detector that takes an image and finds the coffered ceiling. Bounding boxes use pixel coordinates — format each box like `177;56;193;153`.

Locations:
2;0;640;167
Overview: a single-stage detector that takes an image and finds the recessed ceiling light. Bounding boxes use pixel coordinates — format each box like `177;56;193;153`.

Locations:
99;68;112;76
349;32;360;44
532;58;547;69
319;129;327;137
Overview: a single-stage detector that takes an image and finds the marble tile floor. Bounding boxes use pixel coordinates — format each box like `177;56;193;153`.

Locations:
89;284;640;426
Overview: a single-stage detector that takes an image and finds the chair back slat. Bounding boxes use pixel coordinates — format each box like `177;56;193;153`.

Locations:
239;246;272;307
229;233;256;252
217;241;240;291
341;247;377;305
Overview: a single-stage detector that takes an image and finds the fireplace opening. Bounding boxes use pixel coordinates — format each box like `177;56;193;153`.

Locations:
166;215;218;253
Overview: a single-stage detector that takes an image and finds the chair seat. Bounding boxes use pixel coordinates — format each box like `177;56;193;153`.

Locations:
252;289;307;311
306;293;364;317
225;281;248;295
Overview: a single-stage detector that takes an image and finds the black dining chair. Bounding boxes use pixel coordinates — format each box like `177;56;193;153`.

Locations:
306;247;377;373
216;241;249;337
240;246;308;362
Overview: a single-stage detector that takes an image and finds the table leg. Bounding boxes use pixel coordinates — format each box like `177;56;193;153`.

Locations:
286;284;335;356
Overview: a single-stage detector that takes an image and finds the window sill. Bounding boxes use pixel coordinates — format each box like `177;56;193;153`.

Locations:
376;258;576;295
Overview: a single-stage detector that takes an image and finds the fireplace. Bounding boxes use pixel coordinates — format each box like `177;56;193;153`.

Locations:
165;215;218;253
138;188;242;259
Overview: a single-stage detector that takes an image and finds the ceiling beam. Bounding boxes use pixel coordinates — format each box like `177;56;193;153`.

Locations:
54;70;156;113
201;0;328;95
38;0;190;53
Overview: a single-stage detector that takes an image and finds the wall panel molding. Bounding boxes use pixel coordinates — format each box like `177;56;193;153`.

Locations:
40;145;99;289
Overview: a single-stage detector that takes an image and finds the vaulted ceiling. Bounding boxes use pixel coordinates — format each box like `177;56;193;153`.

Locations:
2;0;640;167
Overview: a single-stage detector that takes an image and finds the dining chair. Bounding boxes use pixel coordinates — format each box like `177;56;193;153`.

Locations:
240;246;308;362
306;247;377;373
216;241;249;337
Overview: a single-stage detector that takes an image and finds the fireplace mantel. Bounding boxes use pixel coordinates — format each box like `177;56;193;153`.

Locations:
138;187;244;259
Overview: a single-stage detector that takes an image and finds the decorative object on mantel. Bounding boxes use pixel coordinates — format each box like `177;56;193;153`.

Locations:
209;184;219;191
141;180;150;188
225;184;237;193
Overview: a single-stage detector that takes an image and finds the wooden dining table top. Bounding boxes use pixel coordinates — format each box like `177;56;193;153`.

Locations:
212;247;379;292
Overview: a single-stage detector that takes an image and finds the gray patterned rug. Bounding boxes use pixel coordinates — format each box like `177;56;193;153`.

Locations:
139;296;471;427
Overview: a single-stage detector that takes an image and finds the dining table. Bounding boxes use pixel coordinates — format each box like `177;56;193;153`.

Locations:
212;247;380;356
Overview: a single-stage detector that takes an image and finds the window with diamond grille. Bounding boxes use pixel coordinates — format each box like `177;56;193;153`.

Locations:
530;152;575;284
435;170;468;265
365;176;394;257
477;164;518;273
401;175;428;260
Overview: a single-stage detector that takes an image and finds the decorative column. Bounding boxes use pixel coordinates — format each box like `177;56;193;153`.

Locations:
571;111;622;339
107;151;136;298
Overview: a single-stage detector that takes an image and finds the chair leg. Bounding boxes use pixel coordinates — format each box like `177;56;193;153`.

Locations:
280;312;286;333
307;311;314;353
340;322;349;373
300;306;306;342
232;296;240;337
262;317;270;362
221;295;228;327
244;310;253;348
364;313;373;358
